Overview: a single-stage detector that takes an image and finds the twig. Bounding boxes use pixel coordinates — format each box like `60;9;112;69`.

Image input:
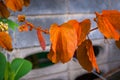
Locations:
90;27;98;32
24;21;49;34
40;29;49;34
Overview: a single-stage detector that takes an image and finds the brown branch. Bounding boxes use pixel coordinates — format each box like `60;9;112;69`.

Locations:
24;20;49;34
25;20;36;30
40;29;49;34
90;27;98;32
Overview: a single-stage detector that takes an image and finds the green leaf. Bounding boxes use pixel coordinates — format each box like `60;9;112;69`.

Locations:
4;62;9;80
11;58;32;80
4;62;15;80
0;18;19;30
7;19;19;30
0;52;7;80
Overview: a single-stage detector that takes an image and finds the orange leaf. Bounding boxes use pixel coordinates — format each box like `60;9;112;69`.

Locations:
0;1;10;18
0;32;13;51
47;23;60;63
115;39;120;49
18;15;25;22
77;39;99;72
48;23;77;63
5;0;24;11
78;19;91;46
67;19;91;46
37;28;46;50
102;10;120;31
87;40;99;73
18;24;28;32
23;0;30;7
67;20;81;46
95;12;120;41
48;45;60;63
25;22;34;31
77;40;92;72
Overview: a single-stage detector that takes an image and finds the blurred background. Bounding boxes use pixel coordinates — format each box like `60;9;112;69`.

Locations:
8;0;120;80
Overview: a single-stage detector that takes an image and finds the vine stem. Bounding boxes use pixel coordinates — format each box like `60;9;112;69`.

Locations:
88;27;98;38
90;27;98;32
24;21;49;34
24;20;98;34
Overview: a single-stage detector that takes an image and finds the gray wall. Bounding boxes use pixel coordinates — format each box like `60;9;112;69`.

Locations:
9;0;120;48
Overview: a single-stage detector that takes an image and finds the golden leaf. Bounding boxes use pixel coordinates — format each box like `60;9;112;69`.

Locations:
0;32;13;51
0;1;10;18
95;12;120;41
48;23;77;63
0;22;8;32
77;39;99;72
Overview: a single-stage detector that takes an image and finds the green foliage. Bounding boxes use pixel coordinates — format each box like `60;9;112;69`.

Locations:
0;52;32;80
0;52;7;80
11;58;32;80
4;62;14;80
0;18;18;30
4;62;10;80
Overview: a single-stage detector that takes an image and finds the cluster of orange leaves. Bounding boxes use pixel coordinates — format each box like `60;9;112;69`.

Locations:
17;10;120;72
0;0;30;18
47;19;100;72
47;10;120;72
1;9;120;73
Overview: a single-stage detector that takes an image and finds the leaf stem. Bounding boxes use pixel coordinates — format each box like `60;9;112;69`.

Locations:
90;27;98;32
40;29;49;34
